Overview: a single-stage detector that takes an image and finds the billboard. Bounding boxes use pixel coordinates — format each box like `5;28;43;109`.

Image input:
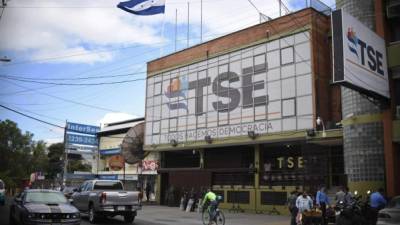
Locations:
145;31;314;145
332;9;389;98
66;133;98;146
66;122;100;135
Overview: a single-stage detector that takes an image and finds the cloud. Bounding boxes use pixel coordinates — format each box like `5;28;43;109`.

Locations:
44;137;64;146
0;0;334;64
98;112;138;127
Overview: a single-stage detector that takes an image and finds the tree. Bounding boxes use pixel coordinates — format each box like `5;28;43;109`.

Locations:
0;119;35;188
47;143;64;179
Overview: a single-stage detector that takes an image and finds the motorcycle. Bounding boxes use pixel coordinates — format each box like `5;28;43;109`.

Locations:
334;192;371;225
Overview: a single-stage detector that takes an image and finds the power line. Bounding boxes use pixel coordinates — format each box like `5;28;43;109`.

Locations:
0;71;146;81
1;76;146;86
2;79;119;112
0;104;65;129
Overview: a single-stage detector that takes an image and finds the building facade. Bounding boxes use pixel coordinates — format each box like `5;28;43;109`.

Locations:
144;8;345;213
97;118;159;202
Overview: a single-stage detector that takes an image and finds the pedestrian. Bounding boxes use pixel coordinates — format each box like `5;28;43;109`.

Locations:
370;188;387;225
316;186;330;225
145;182;152;202
335;186;345;205
296;191;313;225
343;186;353;206
287;187;300;225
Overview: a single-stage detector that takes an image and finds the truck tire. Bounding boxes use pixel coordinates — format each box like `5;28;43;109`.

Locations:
124;214;135;223
88;205;98;224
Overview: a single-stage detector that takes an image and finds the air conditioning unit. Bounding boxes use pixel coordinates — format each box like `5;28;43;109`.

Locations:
396;105;400;119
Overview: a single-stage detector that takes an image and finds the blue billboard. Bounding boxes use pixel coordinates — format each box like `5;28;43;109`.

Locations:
66;133;98;146
66;122;100;135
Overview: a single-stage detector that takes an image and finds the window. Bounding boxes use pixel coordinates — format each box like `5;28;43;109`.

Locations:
94;181;123;190
282;98;296;117
281;46;294;65
267;50;280;69
254;54;266;72
152;121;161;134
154;81;162;96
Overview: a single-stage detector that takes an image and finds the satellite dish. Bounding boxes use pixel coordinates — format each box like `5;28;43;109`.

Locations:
121;122;144;164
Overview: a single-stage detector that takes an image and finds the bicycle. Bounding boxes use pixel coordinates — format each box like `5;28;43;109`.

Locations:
202;203;225;225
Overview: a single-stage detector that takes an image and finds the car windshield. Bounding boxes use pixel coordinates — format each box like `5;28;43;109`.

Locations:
25;192;67;204
94;181;123;190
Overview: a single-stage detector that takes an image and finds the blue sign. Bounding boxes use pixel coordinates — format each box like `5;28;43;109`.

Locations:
67;122;100;135
98;175;118;180
99;148;121;155
66;173;96;180
66;133;98;146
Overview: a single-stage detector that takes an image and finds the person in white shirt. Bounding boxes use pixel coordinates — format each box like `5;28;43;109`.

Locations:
296;191;313;213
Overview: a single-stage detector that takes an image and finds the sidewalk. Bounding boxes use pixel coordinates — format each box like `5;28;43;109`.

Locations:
136;205;290;225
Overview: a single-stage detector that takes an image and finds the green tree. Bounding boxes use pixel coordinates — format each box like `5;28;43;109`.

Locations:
47;143;64;179
0;119;34;188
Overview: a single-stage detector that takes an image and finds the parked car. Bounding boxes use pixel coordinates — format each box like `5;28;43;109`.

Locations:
9;189;80;225
71;179;141;224
62;186;76;199
378;196;400;225
0;179;5;205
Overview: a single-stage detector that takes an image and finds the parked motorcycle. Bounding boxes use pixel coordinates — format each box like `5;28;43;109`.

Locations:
334;191;373;225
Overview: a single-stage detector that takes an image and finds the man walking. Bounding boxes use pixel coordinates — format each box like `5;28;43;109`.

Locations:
287;188;299;225
296;191;313;225
370;188;387;225
316;186;330;225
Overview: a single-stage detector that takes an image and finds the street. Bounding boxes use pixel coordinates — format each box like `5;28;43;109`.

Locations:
0;196;290;225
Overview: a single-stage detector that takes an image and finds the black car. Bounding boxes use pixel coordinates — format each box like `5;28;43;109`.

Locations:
9;189;80;225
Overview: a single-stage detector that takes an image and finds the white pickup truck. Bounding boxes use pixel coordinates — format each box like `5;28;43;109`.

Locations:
71;180;141;224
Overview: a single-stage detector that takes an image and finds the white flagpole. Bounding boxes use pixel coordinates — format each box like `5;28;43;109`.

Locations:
175;8;177;51
187;2;189;48
200;0;203;43
159;13;166;57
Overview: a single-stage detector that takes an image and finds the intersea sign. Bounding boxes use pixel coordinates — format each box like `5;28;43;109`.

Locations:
66;133;98;146
66;122;100;135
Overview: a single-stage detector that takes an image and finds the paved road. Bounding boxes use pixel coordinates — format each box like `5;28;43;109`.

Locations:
0;196;290;225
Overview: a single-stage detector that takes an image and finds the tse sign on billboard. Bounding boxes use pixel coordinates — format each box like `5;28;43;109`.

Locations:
332;9;389;98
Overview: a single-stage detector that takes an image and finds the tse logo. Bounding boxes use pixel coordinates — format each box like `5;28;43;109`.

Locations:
347;28;385;76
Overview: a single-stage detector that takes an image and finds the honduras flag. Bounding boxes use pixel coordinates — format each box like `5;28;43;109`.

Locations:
117;0;165;16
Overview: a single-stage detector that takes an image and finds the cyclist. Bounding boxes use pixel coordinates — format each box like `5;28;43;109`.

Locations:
202;188;218;225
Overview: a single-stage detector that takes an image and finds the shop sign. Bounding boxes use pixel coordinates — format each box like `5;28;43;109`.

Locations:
66;133;98;146
100;148;121;155
142;160;159;171
66;122;100;135
332;9;389;98
118;174;138;180
108;155;125;171
99;175;118;180
276;156;304;169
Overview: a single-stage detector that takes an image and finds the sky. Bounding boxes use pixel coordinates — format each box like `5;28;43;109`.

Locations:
0;0;335;145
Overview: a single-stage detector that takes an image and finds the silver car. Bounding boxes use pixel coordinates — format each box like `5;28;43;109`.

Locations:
9;189;80;225
378;196;400;225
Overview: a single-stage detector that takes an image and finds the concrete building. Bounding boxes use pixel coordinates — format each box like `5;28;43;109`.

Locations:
144;1;400;213
145;6;341;213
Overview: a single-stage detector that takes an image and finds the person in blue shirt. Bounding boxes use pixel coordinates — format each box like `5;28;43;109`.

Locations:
370;188;387;225
316;186;330;225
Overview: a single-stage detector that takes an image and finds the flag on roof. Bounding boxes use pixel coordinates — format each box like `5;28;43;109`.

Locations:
117;0;165;16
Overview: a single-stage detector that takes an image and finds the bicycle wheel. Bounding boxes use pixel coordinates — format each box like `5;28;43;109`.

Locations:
215;210;225;225
202;211;210;225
